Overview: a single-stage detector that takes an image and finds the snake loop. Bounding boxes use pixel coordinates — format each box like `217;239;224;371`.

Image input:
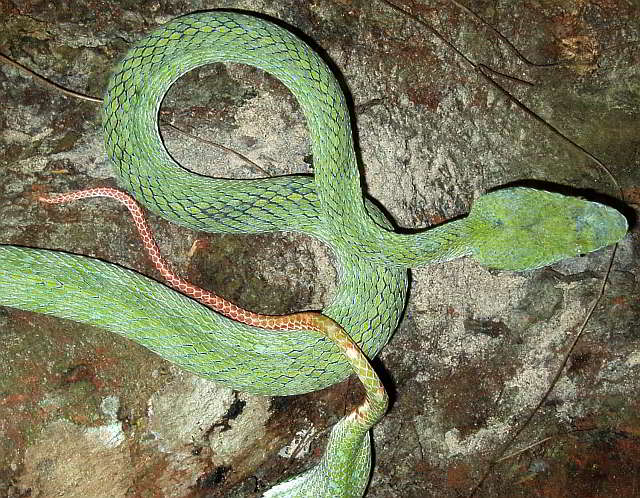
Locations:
0;10;627;497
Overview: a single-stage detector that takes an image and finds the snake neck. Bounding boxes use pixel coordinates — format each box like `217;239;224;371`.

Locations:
388;217;473;267
334;210;473;269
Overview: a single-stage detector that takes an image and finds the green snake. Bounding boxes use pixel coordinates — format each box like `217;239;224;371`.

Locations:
0;11;627;497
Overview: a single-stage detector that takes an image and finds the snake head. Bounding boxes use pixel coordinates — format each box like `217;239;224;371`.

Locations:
467;187;628;271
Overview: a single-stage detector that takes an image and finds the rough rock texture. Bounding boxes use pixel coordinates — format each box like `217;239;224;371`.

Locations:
0;1;638;497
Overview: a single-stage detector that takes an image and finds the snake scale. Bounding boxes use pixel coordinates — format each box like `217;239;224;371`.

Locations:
0;11;627;497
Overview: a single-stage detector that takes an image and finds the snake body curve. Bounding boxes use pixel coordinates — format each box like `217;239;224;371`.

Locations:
0;10;628;497
102;11;413;395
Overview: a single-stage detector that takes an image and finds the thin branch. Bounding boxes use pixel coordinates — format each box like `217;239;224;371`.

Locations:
373;3;626;496
494;436;554;463
467;244;619;496
448;0;574;68
479;64;534;86
0;53;102;103
476;64;620;190
161;121;270;176
376;1;621;193
1;52;269;176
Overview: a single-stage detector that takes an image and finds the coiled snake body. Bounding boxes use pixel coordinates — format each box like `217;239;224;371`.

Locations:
0;11;627;497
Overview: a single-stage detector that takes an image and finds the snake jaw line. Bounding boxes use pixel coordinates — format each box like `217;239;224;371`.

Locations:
467;188;627;271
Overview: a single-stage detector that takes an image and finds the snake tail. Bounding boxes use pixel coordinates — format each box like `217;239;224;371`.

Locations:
41;188;329;330
264;314;388;497
41;188;388;496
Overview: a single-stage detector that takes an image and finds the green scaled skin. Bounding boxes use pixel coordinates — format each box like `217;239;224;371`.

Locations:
468;188;628;270
0;11;628;498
